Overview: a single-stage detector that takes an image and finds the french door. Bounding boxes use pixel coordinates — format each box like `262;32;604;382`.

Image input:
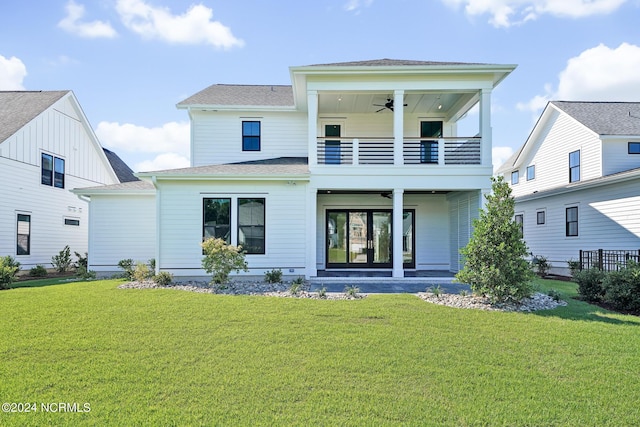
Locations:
326;210;393;268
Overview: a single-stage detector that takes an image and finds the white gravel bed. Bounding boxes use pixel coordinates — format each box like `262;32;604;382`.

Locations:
418;291;567;312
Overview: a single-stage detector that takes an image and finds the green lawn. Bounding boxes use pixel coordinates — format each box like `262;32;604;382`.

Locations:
1;278;639;426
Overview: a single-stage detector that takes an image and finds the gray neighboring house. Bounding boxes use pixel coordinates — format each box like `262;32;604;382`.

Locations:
497;101;640;275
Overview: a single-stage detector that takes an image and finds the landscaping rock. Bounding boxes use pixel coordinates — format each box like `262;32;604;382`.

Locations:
418;291;567;312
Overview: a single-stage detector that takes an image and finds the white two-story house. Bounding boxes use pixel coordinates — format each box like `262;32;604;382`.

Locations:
0;91;132;270
75;59;515;280
497;101;640;274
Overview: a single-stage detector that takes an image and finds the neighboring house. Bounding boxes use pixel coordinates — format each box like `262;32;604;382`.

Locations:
497;101;640;275
75;59;515;279
0;90;130;270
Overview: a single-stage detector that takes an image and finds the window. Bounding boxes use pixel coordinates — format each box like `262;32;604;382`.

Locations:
242;121;261;151
203;198;231;243
64;218;80;226
515;214;523;237
41;153;65;188
511;170;519;185
536;210;545;225
238;198;265;254
566;207;578;237
420;121;443;164
527;165;535;181
629;142;640;154
569;150;580;183
17;214;30;255
324;124;341;164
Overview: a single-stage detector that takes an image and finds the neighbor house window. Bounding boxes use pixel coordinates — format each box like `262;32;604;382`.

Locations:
527;165;535;181
242;121;261;151
420;121;443;164
203;198;231;244
628;142;640;154
511;170;519;185
64;218;80;226
569;150;580;183
537;210;546;225
238;198;265;254
566;207;578;237
41;153;65;188
515;214;523;237
17;214;30;255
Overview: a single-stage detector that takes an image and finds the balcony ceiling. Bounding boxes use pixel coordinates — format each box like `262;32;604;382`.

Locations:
317;92;476;118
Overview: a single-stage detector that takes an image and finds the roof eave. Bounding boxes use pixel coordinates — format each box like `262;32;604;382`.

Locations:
176;104;297;112
136;172;310;181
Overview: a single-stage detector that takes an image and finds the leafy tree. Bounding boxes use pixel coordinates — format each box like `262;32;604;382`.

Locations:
201;238;249;285
51;245;72;273
456;176;534;303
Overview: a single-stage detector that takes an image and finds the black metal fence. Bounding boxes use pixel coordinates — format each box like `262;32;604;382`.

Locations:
579;249;640;272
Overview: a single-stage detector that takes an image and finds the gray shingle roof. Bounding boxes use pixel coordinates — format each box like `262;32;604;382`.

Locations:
73;180;155;193
102;148;139;183
552;101;640;135
178;84;294;107
0;91;69;143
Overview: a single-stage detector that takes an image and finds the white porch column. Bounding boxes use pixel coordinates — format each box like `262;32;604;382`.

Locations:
308;90;318;166
392;188;404;278
393;90;404;166
480;88;492;168
305;186;318;279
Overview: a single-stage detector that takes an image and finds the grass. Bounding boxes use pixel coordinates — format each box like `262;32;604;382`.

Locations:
1;278;639;425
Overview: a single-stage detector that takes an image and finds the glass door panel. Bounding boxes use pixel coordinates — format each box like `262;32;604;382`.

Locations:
348;212;368;264
372;212;392;264
403;210;415;268
327;212;347;264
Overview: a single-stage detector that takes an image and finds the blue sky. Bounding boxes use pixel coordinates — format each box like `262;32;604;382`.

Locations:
1;0;640;172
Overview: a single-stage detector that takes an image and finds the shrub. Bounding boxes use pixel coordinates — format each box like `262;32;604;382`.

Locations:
455;176;534;303
602;261;640;312
29;265;48;277
316;287;327;298
573;268;605;302
76;266;96;280
132;261;152;283
148;258;156;272
289;281;303;295
567;259;581;276
547;289;562;302
51;245;72;273
201;238;249;285
74;251;88;270
153;271;173;286
264;269;283;284
0;256;20;290
118;259;134;280
531;254;551;277
344;285;360;298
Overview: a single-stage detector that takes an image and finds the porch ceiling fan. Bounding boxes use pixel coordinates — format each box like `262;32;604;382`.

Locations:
373;98;407;112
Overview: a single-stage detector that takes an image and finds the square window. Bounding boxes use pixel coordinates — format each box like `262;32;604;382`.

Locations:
511;170;519;185
527;165;535;181
629;142;640;154
242;121;261;151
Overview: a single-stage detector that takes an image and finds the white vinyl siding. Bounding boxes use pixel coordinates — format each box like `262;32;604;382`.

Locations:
601;137;640;176
447;190;480;272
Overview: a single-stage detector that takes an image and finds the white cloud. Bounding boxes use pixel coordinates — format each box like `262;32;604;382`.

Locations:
441;0;628;27
0;55;27;90
96;121;190;171
519;43;640;113
344;0;373;13
58;0;117;38
135;152;190;172
115;0;244;49
493;146;514;171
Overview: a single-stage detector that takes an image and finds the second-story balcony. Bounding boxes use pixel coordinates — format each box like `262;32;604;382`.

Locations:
316;136;481;166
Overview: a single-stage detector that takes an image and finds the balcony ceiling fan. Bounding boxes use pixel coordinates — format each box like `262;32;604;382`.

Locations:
374;98;407;112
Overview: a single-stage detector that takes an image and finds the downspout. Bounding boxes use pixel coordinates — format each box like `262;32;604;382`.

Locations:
151;176;160;275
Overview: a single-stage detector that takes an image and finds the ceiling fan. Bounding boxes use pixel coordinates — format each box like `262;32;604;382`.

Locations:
374;98;407;112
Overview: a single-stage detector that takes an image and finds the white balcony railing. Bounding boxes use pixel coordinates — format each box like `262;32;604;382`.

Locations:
316;137;481;166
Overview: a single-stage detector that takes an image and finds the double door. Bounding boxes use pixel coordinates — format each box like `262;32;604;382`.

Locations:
326;210;393;268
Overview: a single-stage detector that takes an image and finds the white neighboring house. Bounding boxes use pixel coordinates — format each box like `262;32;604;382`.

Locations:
497;101;640;275
0;91;134;270
75;59;515;280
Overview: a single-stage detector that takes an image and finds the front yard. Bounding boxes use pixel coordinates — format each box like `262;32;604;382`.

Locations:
1;278;639;425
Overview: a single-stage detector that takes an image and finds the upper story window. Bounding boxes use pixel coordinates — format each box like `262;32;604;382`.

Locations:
527;165;535;181
420;121;443;164
511;170;519;185
242;121;261;151
628;142;640;154
41;153;65;188
569;150;580;183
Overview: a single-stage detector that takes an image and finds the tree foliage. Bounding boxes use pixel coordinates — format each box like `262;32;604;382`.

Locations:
455;176;534;303
201;238;249;285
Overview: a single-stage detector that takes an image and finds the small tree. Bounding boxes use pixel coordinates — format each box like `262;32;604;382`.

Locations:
51;245;72;273
456;176;534;303
201;238;249;285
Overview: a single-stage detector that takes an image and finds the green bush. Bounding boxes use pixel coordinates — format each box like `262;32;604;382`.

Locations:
153;271;173;286
567;259;581;276
201;238;249;285
74;251;88;270
602;261;640;312
29;265;48;277
0;256;20;289
573;268;605;302
76;266;97;280
51;245;72;273
531;254;551;276
264;269;283;284
132;262;152;283
118;259;134;280
455;176;534;303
